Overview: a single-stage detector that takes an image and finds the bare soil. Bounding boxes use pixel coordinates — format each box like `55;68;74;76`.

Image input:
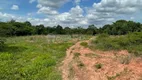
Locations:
61;38;142;80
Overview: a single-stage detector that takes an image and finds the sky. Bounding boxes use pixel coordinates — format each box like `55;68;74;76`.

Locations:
0;0;142;28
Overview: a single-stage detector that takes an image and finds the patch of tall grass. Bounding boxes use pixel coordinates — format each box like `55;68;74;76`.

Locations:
91;32;142;56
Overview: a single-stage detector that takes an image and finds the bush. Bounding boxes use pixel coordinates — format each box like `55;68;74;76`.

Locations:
92;32;142;56
80;42;88;47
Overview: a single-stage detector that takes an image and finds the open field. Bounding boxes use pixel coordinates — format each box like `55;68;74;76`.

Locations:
0;35;91;80
1;32;142;80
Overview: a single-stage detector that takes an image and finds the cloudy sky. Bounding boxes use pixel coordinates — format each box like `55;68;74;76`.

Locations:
0;0;142;27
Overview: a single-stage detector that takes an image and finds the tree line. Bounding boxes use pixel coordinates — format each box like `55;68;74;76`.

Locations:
0;20;142;37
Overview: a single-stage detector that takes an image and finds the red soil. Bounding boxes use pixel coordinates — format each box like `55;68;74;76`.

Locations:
61;39;142;80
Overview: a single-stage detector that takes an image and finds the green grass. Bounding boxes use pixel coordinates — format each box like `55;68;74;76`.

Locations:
91;32;142;56
80;42;88;47
0;35;91;80
73;53;81;59
95;63;103;69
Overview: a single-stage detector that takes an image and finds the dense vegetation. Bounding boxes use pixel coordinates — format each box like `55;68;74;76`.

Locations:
0;20;98;37
91;32;142;56
0;35;91;80
0;20;142;37
101;20;142;35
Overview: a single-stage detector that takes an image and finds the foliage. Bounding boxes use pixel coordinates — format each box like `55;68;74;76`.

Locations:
0;19;142;37
95;63;102;69
80;42;88;47
119;55;131;64
0;35;91;80
74;53;81;59
0;21;98;37
92;32;142;56
101;20;142;35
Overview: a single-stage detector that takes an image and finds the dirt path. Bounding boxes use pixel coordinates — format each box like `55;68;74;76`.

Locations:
61;38;142;80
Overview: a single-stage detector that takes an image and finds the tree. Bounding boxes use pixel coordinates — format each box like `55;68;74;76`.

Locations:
24;21;32;26
36;25;47;35
56;25;63;34
86;25;98;35
64;27;71;34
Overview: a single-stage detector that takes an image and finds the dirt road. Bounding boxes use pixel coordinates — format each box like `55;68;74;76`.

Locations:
61;38;142;80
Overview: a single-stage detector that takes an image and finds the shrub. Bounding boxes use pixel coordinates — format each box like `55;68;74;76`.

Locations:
80;42;88;47
119;55;131;64
92;32;142;56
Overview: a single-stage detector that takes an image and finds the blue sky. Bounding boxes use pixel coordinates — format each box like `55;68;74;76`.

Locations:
0;0;142;27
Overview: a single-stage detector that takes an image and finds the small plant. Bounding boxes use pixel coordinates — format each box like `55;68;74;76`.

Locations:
95;63;102;69
120;55;131;64
107;73;120;80
77;61;84;68
107;68;128;80
80;42;88;47
74;53;81;58
78;62;84;67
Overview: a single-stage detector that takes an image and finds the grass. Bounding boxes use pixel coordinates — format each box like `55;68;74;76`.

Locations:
77;61;84;68
119;55;132;64
107;68;129;80
0;35;91;80
107;73;120;80
91;32;142;56
74;52;81;59
80;42;88;47
95;63;103;69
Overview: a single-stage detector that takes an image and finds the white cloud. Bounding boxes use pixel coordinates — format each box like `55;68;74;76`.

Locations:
93;0;142;14
0;12;16;21
75;0;81;5
37;7;58;15
29;0;36;3
37;0;69;9
36;0;70;15
11;5;19;10
1;0;142;28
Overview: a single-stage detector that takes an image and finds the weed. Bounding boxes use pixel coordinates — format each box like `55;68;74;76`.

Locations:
107;67;129;80
95;63;102;69
74;53;81;59
77;61;84;68
107;73;120;80
80;42;88;47
91;32;142;56
120;55;131;64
